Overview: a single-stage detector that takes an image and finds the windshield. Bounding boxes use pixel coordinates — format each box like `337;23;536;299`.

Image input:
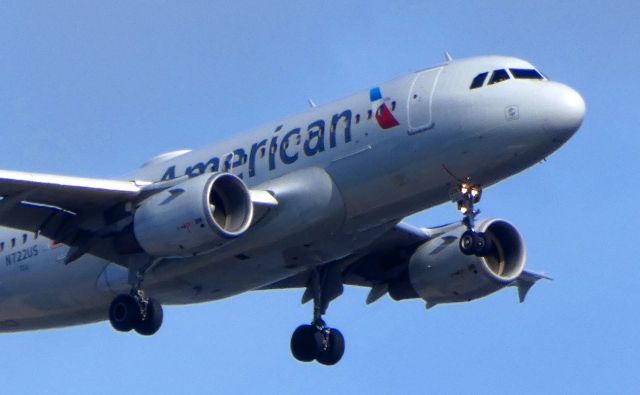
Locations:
509;68;544;80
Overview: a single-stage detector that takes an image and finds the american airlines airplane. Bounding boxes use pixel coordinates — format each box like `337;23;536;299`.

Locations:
0;55;584;365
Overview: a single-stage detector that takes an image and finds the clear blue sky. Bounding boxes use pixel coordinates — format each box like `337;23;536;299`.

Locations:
0;1;637;394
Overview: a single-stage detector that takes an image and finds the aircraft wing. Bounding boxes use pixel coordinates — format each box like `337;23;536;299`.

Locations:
0;169;145;239
0;169;144;213
261;221;549;305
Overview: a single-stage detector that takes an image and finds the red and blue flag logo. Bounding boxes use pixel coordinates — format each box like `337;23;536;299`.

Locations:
370;87;399;130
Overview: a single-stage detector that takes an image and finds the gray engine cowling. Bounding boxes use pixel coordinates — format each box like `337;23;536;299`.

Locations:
396;219;525;305
133;172;253;257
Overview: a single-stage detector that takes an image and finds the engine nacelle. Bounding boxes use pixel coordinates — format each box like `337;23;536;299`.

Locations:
133;173;253;257
391;219;525;305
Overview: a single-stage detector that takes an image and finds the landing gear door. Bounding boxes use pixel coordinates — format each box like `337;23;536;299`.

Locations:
407;67;442;135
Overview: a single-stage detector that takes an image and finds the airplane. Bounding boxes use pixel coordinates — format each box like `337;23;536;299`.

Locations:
0;55;584;365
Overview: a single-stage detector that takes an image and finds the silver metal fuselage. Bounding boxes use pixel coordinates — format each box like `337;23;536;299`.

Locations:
0;56;585;331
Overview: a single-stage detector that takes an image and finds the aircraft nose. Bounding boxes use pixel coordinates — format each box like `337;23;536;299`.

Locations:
542;83;586;136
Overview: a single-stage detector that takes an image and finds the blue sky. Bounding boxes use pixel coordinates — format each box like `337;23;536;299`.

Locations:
0;1;637;394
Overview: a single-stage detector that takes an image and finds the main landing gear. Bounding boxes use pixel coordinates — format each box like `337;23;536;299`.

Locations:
290;319;345;366
454;183;492;257
108;260;163;336
290;268;345;365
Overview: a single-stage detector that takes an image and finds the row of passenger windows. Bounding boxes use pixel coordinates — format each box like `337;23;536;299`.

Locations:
0;232;37;252
470;68;544;89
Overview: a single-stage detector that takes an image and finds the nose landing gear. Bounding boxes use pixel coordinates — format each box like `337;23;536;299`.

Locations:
108;258;163;336
454;183;492;257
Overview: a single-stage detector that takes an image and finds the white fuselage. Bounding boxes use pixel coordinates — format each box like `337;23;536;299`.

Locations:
0;56;584;331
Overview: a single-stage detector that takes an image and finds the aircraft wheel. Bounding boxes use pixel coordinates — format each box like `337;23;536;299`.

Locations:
459;230;477;255
109;294;142;332
474;232;493;257
134;298;164;336
290;324;322;362
316;328;345;366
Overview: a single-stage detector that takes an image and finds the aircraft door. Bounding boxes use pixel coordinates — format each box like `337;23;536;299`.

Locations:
407;67;442;134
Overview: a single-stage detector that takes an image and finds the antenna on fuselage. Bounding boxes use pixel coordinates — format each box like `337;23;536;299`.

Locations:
444;52;453;62
307;99;317;108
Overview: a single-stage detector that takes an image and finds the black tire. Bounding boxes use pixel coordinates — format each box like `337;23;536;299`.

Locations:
459;230;477;255
316;328;345;366
134;298;164;336
109;294;142;332
291;324;322;362
474;232;493;257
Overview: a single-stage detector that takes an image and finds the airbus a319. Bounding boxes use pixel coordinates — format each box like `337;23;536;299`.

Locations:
0;55;584;365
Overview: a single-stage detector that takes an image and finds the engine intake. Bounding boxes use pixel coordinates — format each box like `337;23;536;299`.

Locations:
477;220;525;283
132;173;253;257
206;173;253;236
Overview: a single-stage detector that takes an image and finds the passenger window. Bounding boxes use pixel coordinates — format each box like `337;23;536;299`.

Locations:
488;69;510;85
0;242;3;252
509;68;544;80
391;101;397;111
355;114;360;124
470;72;488;89
11;238;15;248
22;234;27;244
367;110;372;120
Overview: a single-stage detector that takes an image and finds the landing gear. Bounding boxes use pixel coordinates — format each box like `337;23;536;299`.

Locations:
454;183;492;257
108;259;163;336
290;320;345;366
109;291;164;336
290;268;345;365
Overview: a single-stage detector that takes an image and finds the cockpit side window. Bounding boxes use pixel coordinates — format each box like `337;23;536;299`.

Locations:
488;69;510;85
469;72;488;89
509;68;544;80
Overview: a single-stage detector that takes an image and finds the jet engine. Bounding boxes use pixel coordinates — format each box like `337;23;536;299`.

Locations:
132;172;253;257
388;219;525;306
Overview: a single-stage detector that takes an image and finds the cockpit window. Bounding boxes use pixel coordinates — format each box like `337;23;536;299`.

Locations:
509;68;544;80
469;72;488;89
488;69;510;85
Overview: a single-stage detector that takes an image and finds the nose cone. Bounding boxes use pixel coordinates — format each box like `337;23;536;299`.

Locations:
542;83;586;137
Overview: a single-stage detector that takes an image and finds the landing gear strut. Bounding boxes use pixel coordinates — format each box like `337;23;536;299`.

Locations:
108;259;163;336
454;183;492;257
290;268;345;365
